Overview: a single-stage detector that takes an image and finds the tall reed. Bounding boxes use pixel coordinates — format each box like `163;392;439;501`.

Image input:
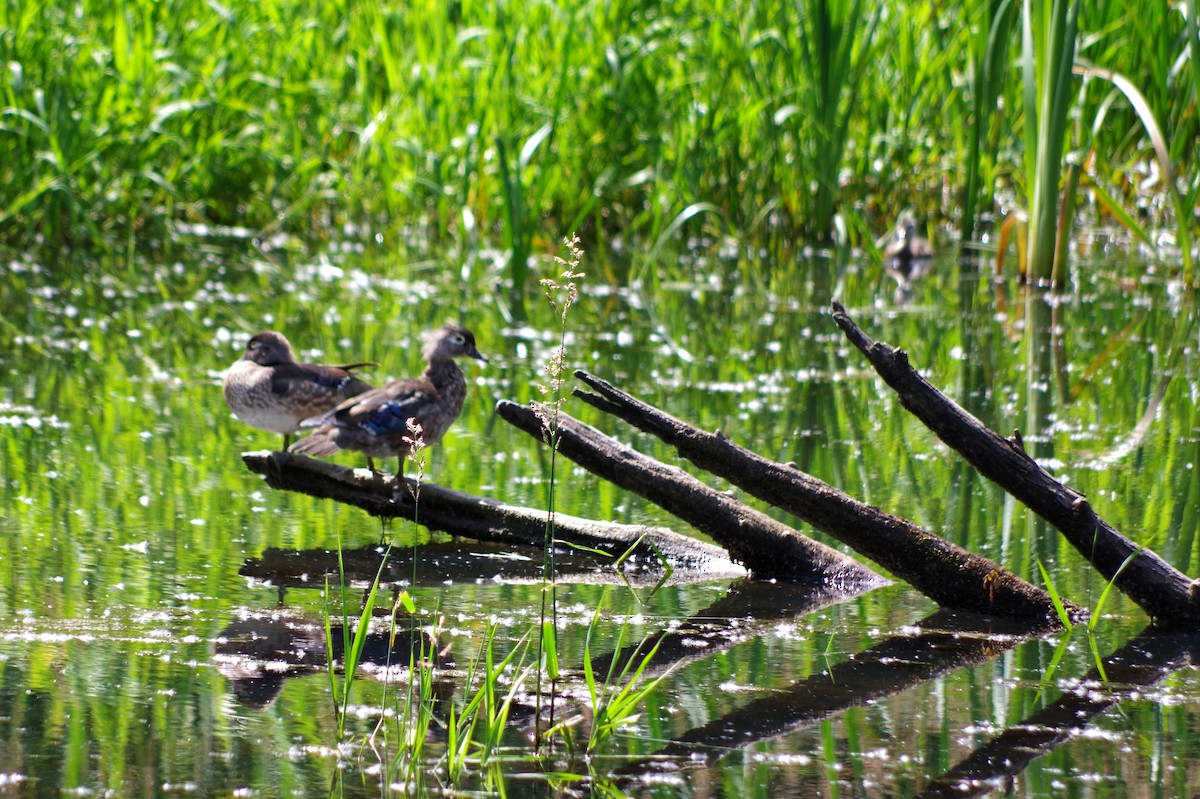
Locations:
1021;0;1080;284
785;0;881;240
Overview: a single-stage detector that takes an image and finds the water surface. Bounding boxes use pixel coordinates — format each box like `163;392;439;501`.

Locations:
1;240;1197;796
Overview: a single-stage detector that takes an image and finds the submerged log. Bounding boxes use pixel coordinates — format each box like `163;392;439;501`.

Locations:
495;401;882;587
567;372;1071;621
240;450;741;575
830;302;1200;627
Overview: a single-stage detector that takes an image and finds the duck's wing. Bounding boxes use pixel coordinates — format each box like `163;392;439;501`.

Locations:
329;377;439;436
268;362;372;396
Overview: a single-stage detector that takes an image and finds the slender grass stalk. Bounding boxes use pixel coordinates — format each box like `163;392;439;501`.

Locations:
325;529;390;740
580;601;671;755
1051;158;1082;285
388;634;436;790
1085;631;1110;683
612;534;674;602
1073;60;1195;281
791;0;881;241
371;418;432;785
532;235;584;746
1086;546;1144;634
1190;0;1200;123
1034;630;1074;703
1035;557;1074;630
440;626;530;783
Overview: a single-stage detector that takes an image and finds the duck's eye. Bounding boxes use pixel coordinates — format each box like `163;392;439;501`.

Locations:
451;334;465;344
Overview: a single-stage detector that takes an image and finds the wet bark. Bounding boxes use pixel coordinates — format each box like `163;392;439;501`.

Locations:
830;301;1200;628
240;450;740;574
494;401;883;587
566;372;1070;622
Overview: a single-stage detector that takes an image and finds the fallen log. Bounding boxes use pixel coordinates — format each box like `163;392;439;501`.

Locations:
568;371;1070;622
240;450;742;575
494;401;882;587
830;301;1200;627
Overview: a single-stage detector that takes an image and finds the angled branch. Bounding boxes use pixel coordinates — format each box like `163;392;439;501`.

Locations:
495;401;881;586
570;371;1070;622
830;301;1200;627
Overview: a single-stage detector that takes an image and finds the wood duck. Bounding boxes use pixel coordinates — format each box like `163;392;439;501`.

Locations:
289;324;488;476
883;212;935;274
223;331;375;449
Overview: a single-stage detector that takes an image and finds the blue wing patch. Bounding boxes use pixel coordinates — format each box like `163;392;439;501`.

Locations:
361;399;421;436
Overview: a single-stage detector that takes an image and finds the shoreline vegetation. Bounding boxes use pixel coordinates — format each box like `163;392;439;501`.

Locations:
3;0;1197;285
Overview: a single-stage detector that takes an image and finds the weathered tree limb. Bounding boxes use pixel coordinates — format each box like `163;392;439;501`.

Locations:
569;372;1070;621
494;402;883;587
829;302;1200;627
240;450;741;574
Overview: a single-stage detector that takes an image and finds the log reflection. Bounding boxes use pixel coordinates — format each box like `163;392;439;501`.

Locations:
916;627;1198;798
616;610;1055;781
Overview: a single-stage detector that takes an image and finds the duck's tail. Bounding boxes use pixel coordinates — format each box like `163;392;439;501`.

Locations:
288;428;342;457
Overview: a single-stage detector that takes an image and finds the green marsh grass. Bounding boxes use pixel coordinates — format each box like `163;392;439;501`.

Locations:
578;599;671;756
5;0;1197;281
442;625;531;782
7;4;1200;785
325;536;389;740
1035;557;1074;631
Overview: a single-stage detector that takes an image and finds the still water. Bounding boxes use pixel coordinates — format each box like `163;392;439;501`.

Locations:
1;238;1198;797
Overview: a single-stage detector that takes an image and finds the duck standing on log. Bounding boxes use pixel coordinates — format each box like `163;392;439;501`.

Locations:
223;331;376;450
289;324;488;477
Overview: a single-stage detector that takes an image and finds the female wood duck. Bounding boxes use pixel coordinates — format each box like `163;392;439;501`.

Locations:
223;331;375;450
289;324;488;476
883;211;935;274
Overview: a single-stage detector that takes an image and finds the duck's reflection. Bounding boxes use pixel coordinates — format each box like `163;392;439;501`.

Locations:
216;608;454;709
